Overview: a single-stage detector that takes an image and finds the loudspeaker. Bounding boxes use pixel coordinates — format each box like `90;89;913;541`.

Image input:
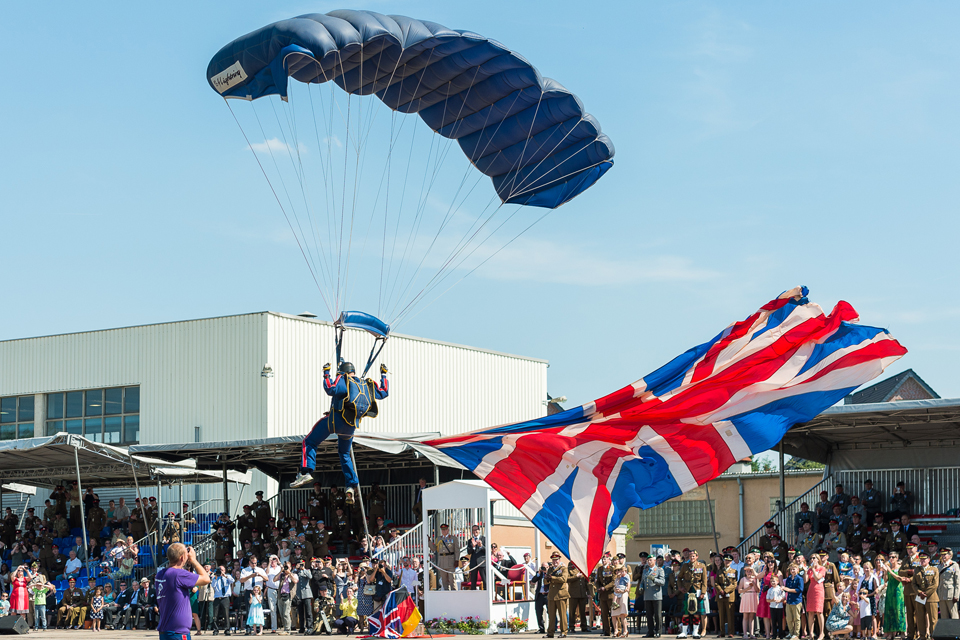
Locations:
934;619;960;640
0;615;28;635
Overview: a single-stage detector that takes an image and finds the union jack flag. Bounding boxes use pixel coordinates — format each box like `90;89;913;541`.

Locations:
367;586;421;638
422;287;907;572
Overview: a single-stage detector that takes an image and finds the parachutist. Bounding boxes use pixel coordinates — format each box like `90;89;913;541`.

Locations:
291;361;389;489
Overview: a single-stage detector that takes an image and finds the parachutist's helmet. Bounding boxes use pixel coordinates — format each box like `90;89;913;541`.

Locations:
338;361;356;375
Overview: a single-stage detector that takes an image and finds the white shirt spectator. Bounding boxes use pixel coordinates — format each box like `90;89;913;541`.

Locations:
114;503;131;520
239;566;268;592
399;567;419;595
265;565;282;590
65;556;82;574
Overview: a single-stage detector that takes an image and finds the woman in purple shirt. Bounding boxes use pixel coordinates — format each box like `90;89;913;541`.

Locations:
156;544;211;640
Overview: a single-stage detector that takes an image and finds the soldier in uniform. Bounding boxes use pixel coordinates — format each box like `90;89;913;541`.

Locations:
820;519;847;564
296;533;315;560
859;479;883;515
42;498;56;523
252;491;272;532
815;491;833;535
938;548;959;620
57;577;88;629
899;551;919;640
367;482;387;528
716;554;738;638
434;523;457;590
213;525;234;564
830;484;851;512
374;516;390;539
912;552;939;640
214;512;235;536
145;496;159;534
329;486;346;514
818;551;841;617
333;507;352;553
567;561;591;633
308;483;327;522
23;507;40;531
860;540;878;566
250;529;266;559
793;503;815;536
886;520;908;557
871;512;890;547
129;511;146;542
68;481;82;528
759;522;780;553
796;521;820;558
596;556;617;637
847;512;868;550
769;535;790;573
237;505;257;545
51;484;68;517
546;552;569;638
297;512;310;535
314;521;331;559
88;499;108;537
53;512;71;539
676;549;708;638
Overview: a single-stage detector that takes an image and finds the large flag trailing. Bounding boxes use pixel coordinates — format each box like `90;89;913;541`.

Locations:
367;586;421;638
422;287;907;572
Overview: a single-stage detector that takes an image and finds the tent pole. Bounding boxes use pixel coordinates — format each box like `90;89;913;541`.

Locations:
157;478;163;552
705;481;720;556
222;460;229;517
349;446;372;548
179;479;184;540
126;451;157;568
779;442;786;512
73;446;91;575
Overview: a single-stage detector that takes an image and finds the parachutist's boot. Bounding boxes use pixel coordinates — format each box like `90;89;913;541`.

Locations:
291;470;314;488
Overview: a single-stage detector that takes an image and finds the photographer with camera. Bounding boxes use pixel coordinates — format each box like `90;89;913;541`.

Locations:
373;559;394;609
209;564;234;635
275;561;297;636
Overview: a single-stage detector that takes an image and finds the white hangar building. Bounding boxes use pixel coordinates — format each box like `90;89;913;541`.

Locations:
0;311;549;508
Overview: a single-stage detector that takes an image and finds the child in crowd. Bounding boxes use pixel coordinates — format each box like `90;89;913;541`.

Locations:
0;592;10;617
90;586;105;632
247;584;265;635
766;574;786;639
857;588;872;640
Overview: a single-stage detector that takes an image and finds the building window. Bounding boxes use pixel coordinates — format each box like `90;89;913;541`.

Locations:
45;386;140;444
633;499;716;537
770;496;799;516
0;395;35;440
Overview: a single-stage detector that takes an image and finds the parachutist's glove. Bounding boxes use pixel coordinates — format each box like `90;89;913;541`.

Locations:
323;363;332;375
380;364;388;375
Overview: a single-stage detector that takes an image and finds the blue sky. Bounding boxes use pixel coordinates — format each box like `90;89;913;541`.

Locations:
2;1;958;411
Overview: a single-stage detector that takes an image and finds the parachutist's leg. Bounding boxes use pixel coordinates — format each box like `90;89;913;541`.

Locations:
292;416;328;488
337;435;360;488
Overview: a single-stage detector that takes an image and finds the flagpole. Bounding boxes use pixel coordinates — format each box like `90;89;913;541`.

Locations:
705;482;720;556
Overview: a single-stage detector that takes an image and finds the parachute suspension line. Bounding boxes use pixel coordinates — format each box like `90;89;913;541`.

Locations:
248;100;334;313
505;116;589;200
268;92;336;298
335;51;353;317
380;47;436;315
500;89;547;200
394;203;550;330
225;100;333;319
344;45;402;315
384;69;488;320
305;78;340;293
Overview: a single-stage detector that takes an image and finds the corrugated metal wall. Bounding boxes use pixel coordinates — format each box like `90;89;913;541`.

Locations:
266;313;548;438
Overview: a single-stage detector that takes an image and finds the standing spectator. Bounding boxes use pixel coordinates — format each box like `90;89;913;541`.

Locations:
264;555;282;633
89;586;105;632
295;558;314;635
887;482;914;522
30;576;55;631
412;478;427;524
434;523;457;591
859;480;883;515
8;565;32;620
739;566;760;639
766;574;786;639
567;562;591;633
783;563;804;640
794;503;815;536
533;564;549;634
209;565;234;635
0;592;10;616
275;561;297;636
246;585;265;635
239;556;268;630
831;485;851;512
197;563;215;632
641;553;667;638
399;557;419;604
112;497;131;530
816;492;834;535
467;525;486;590
806;556;827;640
156;543;210;639
939;548;959;619
900;515;920;541
547;552;570;639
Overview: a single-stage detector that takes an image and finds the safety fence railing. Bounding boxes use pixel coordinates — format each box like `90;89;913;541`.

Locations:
736;474;834;555
376;521;424;568
832;467;960;515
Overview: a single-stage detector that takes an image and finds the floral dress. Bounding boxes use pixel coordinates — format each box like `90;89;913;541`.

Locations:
357;575;375;617
90;596;104;620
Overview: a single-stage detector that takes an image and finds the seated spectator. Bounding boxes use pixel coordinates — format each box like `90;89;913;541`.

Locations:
61;550;82;580
110;498;131;530
100;582;117;629
88;536;103;562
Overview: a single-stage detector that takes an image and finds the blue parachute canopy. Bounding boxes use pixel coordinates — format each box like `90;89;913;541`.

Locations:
207;9;614;209
336;311;390;338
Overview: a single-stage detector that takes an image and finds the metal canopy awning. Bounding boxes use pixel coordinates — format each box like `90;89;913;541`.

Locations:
130;431;459;481
0;433;250;489
782;397;960;462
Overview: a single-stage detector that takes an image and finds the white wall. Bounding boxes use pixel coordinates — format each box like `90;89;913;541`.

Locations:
265;313;548;438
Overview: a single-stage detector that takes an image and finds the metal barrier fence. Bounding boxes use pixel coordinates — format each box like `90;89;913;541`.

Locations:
737;474;834;554
280;483;418;528
833;467;960;515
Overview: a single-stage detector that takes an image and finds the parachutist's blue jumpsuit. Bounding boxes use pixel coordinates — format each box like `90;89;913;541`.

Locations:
299;370;388;487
